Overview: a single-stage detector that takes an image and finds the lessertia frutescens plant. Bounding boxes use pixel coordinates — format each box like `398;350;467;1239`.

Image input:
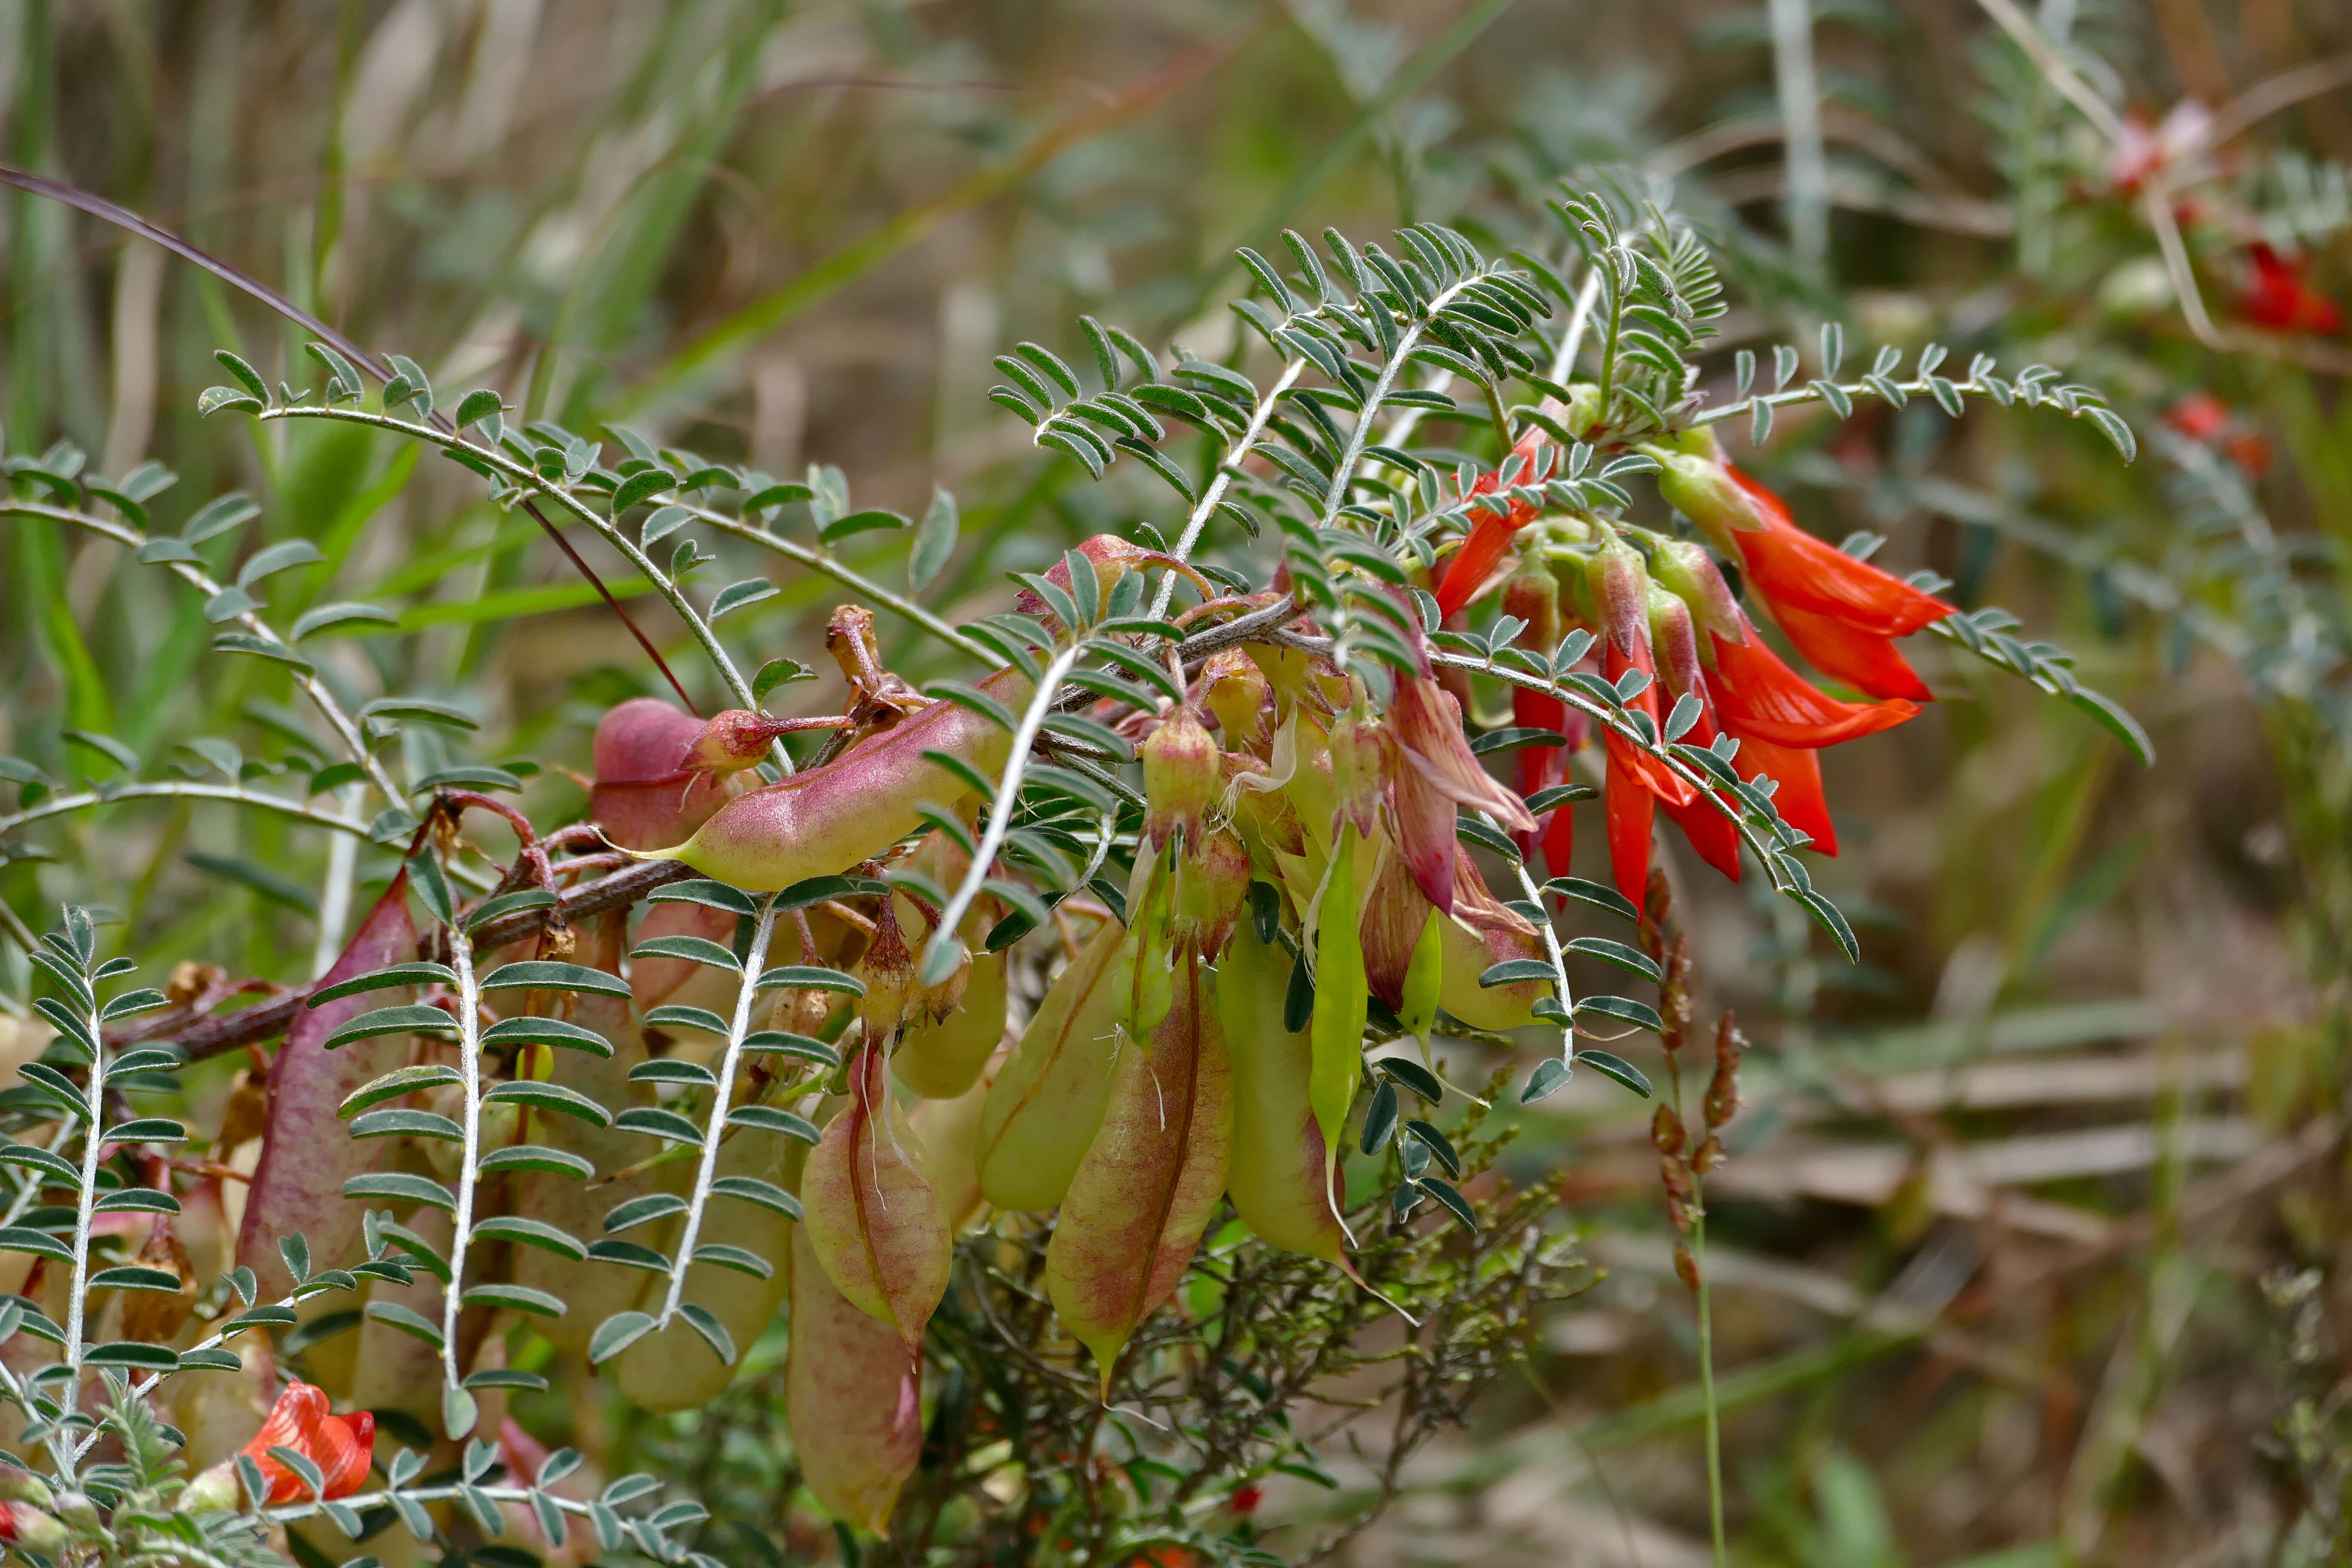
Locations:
0;177;2148;1565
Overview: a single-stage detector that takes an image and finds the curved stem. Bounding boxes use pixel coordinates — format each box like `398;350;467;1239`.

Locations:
1317;272;1493;532
257;406;760;716
2;502;402;806
680;500;991;663
438;913;484;1407
0;783;373;840
1153;357;1310;616
919;643;1084;986
654;896;779;1330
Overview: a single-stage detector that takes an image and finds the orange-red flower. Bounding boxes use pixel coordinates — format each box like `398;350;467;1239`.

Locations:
1705;615;1919;746
1435;425;1556;618
2239;243;2343;335
241;1381;374;1504
1732;734;1838;854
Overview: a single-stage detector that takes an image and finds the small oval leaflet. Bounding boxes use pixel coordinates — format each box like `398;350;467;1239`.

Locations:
478;961;632;998
1577;1049;1652;1099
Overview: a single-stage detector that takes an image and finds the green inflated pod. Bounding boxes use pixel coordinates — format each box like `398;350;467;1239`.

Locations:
895;944;1005;1101
615;1136;805;1412
509;910;679;1357
909;1057;996;1231
643;669;1032;891
1046;939;1233;1387
1361;844;1548;1034
1214;927;1346;1264
787;1225;922;1535
974;914;1129;1212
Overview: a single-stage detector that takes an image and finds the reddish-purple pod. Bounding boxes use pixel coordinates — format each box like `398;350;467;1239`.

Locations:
787;1226;922;1534
647;670;1031;891
800;1044;951;1351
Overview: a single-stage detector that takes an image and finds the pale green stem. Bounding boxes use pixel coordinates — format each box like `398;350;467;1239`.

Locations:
655;896;779;1330
0;783;373;841
1153;357;1309;616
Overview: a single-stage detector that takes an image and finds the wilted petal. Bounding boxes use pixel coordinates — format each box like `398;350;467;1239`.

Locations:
1392;679;1535;833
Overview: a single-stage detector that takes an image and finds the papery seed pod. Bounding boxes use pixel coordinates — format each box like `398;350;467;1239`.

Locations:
976;914;1129;1211
1692;1134;1724;1175
512;910;679;1357
1047;942;1233;1387
1359;846;1548;1034
616;1137;805;1412
1203;649;1273;751
1674;1242;1702;1292
589;697;742;851
910;1060;997;1233
895;946;1006;1102
1142;705;1219;848
801;1043;950;1349
651;668;1031;890
1308;831;1369;1171
786;1225;921;1535
170;1332;273;1474
238;879;416;1393
1216;926;1345;1265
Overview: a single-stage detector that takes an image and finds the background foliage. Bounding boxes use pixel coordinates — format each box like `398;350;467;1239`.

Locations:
4;0;2352;1564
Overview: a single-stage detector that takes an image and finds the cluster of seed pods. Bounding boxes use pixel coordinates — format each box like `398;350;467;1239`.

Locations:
188;557;1562;1541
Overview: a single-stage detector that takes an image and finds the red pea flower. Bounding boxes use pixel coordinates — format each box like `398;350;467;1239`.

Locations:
2239;243;2343;336
1650;590;1742;883
240;1381;375;1504
1732;735;1839;855
1705;612;1920;745
1435;424;1558;618
1589;543;1694;903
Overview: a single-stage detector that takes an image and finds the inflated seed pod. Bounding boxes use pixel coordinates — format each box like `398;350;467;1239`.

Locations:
787;1225;922;1535
647;669;1031;891
974;914;1128;1212
1045;940;1233;1387
894;945;1005;1102
1215;926;1345;1264
800;1044;949;1350
509;910;678;1357
615;1137;805;1412
236;879;416;1396
908;1059;997;1232
1360;843;1548;1034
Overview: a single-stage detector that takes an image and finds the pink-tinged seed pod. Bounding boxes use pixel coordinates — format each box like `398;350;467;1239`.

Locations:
1045;942;1233;1389
1588;538;1651;660
787;1226;921;1535
1216;927;1345;1265
651;669;1031;891
976;916;1128;1211
511;911;680;1357
801;1044;951;1350
238;879;416;1391
1142;705;1218;849
1360;846;1548;1034
1202;649;1273;751
590;698;739;851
